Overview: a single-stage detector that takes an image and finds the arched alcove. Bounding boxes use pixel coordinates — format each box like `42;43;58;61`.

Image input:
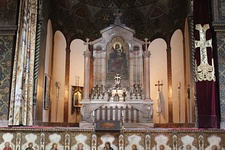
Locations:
43;19;53;122
69;39;85;123
171;29;185;123
50;31;66;122
149;38;168;123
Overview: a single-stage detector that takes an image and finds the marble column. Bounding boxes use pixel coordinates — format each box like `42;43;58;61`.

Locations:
83;50;91;102
143;50;151;101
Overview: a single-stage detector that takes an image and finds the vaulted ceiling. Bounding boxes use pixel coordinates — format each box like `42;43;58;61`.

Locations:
50;0;191;42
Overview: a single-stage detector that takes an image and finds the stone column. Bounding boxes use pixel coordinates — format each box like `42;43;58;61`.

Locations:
82;39;92;102
167;46;173;123
64;45;71;122
83;50;91;102
143;50;151;101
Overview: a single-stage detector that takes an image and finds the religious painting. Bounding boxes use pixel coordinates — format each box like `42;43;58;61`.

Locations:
45;134;63;150
95;120;120;131
44;74;51;110
106;36;129;87
3;142;13;150
125;133;144;150
71;133;91;150
25;142;35;150
49;143;58;150
97;133;119;150
71;86;83;114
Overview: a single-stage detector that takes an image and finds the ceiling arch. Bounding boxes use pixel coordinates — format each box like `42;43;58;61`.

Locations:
51;0;190;42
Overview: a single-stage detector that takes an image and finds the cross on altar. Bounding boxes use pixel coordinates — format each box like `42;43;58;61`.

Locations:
84;38;91;51
114;74;121;86
144;38;151;51
113;10;122;25
155;81;163;91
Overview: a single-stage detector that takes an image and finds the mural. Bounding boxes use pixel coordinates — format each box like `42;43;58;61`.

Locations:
0;0;18;25
0;129;224;150
0;35;14;121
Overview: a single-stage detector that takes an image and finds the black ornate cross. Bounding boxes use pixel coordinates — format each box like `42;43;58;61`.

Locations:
155;81;163;91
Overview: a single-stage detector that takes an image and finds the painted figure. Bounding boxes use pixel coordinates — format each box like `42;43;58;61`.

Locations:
108;42;128;78
76;143;84;150
186;144;191;150
25;142;34;150
50;143;58;150
132;144;138;150
159;145;165;150
3;142;12;150
103;142;113;150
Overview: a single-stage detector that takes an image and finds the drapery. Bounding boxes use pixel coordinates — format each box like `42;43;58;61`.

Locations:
8;0;37;126
193;0;219;128
156;91;162;115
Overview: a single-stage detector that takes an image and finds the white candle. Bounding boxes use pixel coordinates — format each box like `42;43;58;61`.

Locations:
92;111;95;117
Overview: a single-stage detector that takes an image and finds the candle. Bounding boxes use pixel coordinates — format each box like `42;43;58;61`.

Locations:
92;111;95;117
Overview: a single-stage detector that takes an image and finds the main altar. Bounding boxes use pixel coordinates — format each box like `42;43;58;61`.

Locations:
80;17;154;129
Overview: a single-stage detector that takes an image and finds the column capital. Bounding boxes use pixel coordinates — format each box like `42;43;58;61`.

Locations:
84;50;91;58
143;51;151;58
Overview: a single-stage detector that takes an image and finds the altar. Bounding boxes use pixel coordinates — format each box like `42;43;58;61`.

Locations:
80;17;153;129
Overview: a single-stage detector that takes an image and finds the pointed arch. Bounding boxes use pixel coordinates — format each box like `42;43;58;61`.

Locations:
72;2;90;19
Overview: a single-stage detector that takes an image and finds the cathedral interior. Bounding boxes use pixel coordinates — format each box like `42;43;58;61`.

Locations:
0;0;225;149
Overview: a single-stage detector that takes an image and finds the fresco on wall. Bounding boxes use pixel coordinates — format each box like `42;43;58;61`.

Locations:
0;35;14;121
0;0;18;25
0;129;224;149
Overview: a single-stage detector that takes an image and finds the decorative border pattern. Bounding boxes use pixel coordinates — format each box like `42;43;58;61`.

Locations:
217;32;225;126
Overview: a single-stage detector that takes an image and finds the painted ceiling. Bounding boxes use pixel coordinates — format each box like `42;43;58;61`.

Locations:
52;0;190;42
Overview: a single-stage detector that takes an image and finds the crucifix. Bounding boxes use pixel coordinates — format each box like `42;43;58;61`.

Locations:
114;74;121;88
144;38;151;51
113;10;122;25
84;38;91;51
155;81;163;91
